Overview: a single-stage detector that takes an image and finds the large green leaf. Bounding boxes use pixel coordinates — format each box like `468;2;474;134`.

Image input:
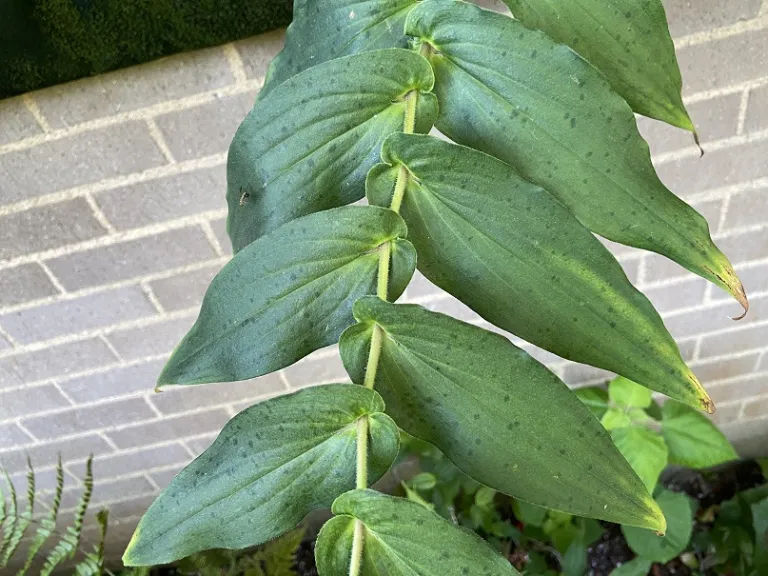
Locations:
261;0;418;97
502;0;692;131
609;377;653;409
159;206;415;386
340;297;664;530
611;426;668;493
367;133;710;411
122;385;399;566
661;401;738;469
405;1;746;311
227;48;437;252
314;489;519;575
623;490;694;563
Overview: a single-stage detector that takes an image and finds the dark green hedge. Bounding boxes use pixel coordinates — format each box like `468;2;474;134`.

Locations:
0;0;292;99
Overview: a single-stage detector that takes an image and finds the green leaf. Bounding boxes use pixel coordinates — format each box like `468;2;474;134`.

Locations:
561;540;587;576
610;377;653;409
123;385;399;566
661;400;738;469
623;490;694;564
601;408;650;431
159;206;415;386
574;387;610;419
513;500;547;528
227;48;437;252
609;557;653;576
340;297;664;531
611;426;668;493
752;497;768;572
261;0;418;97
366;132;710;411
502;0;692;131
405;1;746;311
314;489;519;575
410;472;437;491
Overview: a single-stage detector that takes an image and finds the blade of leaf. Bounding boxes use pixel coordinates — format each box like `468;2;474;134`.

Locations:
1;458;34;566
609;557;653;576
611;426;668;493
502;0;693;131
623;489;694;563
228;48;437;252
405;1;746;311
158;206;415;386
340;297;665;531
315;489;520;575
661;400;738;469
609;377;653;409
261;0;418;97
367;132;711;411
123;384;399;566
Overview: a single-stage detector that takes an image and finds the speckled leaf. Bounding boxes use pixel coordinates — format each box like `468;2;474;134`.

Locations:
502;0;693;130
405;1;746;311
261;0;418;97
367;133;710;410
159;206;415;386
340;297;665;530
314;490;519;575
227;48;437;252
122;385;399;566
661;401;738;469
611;426;668;493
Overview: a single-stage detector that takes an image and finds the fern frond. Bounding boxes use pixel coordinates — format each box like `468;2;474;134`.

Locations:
73;509;108;576
0;467;19;567
247;527;305;576
1;458;35;567
40;456;95;576
18;456;65;576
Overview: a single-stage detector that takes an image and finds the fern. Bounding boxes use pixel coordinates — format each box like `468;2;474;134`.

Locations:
0;454;109;576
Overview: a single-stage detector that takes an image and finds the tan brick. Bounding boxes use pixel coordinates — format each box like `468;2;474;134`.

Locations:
655;138;768;195
106;409;230;449
663;0;763;36
692;352;761;384
94;165;226;230
0;286;156;345
283;351;348;388
0;384;71;420
148;263;221;312
58;359;166;403
0;422;33;445
0;264;59;308
710;401;743;426
32;46;235;129
45;227;217;291
707;375;767;405
0;434;114;474
0;96;42;147
745;85;768;134
760;353;768;372
562;363;614;386
67;443;190;481
715;228;768;266
0;334;9;351
106;316;194;361
0;122;166;203
107;493;158;522
643;277;708;313
22;398;156;440
743;396;768;418
637;93;741;155
723;187;768;230
235;29;285;81
699;323;768;358
0;337;118;385
184;433;218;456
59;475;155;511
209;217;232;255
677;29;768;94
148;464;186;490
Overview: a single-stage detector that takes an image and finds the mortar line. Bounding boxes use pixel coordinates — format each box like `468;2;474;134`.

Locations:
100;334;125;363
22;94;51;133
145;118;176;164
674;13;768;48
222;43;248;85
140;280;167;314
653;126;768;165
200;219;225;257
36;259;69;295
683;76;768;104
736;89;752;135
83;191;118;234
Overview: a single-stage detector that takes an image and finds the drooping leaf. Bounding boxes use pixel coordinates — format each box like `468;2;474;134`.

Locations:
611;426;668;493
314;489;519;575
123;385;399;566
367;133;710;410
341;297;664;530
502;0;693;131
661;400;738;469
261;0;418;97
405;0;746;310
228;48;437;252
623;490;694;563
159;206;415;386
609;557;653;576
610;377;653;409
574;387;610;419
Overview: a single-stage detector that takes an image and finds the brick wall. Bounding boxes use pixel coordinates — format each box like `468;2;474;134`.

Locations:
0;0;767;561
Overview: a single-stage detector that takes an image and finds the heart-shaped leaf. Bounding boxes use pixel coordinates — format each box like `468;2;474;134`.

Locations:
261;0;418;97
159;206;415;386
367;133;710;411
228;48;437;251
502;0;693;131
315;489;519;575
611;426;668;493
405;0;746;311
623;489;694;563
341;297;665;530
661;401;738;469
123;385;399;566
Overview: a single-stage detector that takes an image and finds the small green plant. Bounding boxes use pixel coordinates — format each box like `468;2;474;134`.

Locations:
123;1;748;575
0;456;107;576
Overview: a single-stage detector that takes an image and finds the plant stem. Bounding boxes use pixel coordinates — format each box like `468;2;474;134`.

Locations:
349;70;423;576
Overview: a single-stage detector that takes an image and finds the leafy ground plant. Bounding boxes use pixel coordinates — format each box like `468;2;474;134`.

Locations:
123;1;748;575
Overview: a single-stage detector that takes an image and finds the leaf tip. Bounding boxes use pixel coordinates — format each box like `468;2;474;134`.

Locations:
729;282;749;321
647;496;667;536
693;131;704;158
